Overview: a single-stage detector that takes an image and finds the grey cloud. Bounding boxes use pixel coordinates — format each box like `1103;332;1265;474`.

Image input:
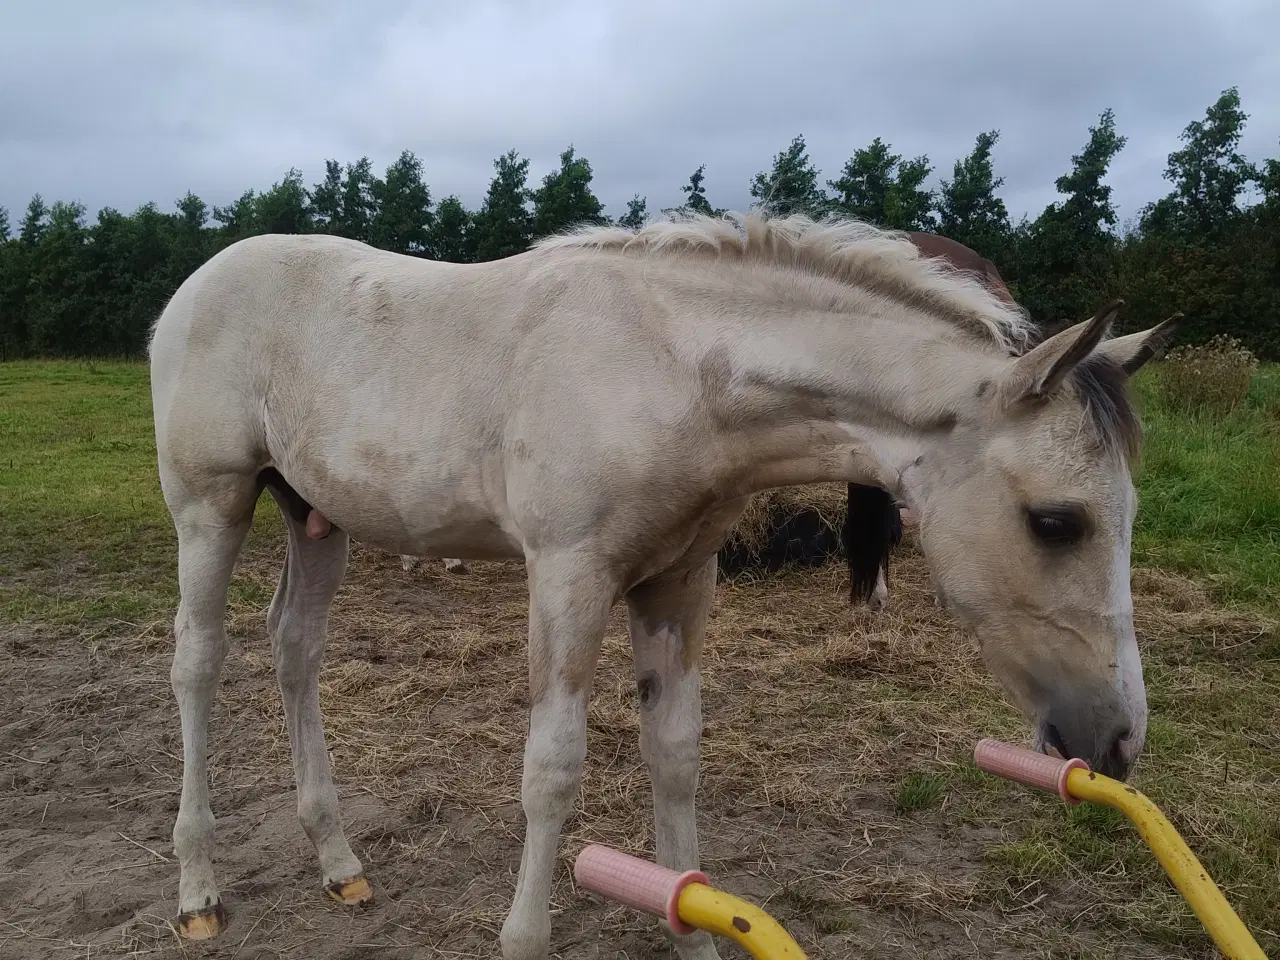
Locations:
1;0;1277;229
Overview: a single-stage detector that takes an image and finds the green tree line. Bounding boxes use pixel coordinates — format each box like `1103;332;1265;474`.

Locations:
2;87;1277;360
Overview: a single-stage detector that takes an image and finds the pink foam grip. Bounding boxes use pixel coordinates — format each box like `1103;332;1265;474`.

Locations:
974;738;1090;804
573;845;708;936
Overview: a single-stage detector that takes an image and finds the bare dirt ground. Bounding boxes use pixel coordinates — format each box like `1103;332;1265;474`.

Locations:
2;534;1272;959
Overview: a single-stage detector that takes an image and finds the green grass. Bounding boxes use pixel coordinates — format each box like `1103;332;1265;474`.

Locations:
893;770;948;813
1131;364;1280;606
0;359;283;626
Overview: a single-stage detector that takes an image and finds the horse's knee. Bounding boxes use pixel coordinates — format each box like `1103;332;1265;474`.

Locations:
173;807;216;858
644;735;700;804
639;694;702;802
522;758;582;823
521;699;588;820
274;644;324;700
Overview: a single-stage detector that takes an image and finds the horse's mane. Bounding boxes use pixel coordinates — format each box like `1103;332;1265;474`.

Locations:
533;211;1035;352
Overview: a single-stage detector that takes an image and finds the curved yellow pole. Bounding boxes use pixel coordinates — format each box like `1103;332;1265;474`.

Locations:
1064;768;1266;960
677;883;808;959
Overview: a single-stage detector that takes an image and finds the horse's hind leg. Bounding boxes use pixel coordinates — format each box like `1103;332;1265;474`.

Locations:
870;566;889;610
266;492;369;905
168;497;255;940
624;558;722;960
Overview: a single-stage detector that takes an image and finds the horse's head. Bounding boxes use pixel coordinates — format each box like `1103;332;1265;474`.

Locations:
907;301;1180;781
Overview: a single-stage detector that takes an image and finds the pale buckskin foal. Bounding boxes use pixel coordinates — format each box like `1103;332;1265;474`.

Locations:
394;232;1014;610
148;211;1178;960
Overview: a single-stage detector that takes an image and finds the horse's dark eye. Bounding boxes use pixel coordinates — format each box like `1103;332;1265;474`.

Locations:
1027;508;1086;545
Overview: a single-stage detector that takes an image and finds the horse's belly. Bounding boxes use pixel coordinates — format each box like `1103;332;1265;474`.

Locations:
336;501;521;560
392;510;523;561
271;437;523;560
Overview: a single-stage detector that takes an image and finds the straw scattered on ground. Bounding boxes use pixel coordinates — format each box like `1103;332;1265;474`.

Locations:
723;482;849;555
3;527;1276;959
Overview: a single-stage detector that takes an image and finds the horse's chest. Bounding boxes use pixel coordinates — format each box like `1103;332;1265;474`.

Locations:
627;497;750;587
685;501;750;559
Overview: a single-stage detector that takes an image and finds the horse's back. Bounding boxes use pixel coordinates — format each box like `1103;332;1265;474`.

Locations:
152;233;423;362
145;233;736;560
905;231;1014;304
147;234;542;554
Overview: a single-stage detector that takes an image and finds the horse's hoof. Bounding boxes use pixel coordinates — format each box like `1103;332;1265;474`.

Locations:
176;902;226;940
326;875;373;906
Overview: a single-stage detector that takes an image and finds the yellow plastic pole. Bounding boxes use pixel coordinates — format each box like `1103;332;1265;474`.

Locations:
1064;768;1266;960
676;883;808;959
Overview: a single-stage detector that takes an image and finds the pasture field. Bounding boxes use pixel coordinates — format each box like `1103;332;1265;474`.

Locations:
1;360;1277;959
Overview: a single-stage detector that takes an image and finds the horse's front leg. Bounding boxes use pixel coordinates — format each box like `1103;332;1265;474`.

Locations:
624;557;722;960
499;552;615;960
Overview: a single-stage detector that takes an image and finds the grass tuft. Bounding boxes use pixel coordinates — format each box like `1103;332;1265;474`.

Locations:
893;771;948;813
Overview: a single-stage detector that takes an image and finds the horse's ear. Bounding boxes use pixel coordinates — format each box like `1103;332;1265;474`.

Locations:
1001;299;1124;403
1092;313;1182;376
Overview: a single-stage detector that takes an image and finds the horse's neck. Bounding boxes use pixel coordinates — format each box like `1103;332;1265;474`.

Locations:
704;306;1003;501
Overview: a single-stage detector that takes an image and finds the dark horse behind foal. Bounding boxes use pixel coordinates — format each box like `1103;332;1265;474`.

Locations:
843;232;1019;608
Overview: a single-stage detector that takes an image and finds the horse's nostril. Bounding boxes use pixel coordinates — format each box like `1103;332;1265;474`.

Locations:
1044;723;1070;758
1111;727;1134;762
1100;727;1135;781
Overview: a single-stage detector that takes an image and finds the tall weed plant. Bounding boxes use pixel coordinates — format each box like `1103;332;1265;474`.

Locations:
1157;335;1259;415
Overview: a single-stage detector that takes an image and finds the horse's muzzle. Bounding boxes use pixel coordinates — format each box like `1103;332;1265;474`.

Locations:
1039;697;1135;782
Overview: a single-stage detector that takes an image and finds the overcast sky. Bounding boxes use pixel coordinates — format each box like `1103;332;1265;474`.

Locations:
3;0;1278;232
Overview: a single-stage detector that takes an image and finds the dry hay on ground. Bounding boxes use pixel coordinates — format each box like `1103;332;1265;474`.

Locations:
1;531;1274;959
719;483;916;577
719;482;850;575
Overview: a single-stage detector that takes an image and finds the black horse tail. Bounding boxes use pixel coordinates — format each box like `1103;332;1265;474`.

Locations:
841;483;901;604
